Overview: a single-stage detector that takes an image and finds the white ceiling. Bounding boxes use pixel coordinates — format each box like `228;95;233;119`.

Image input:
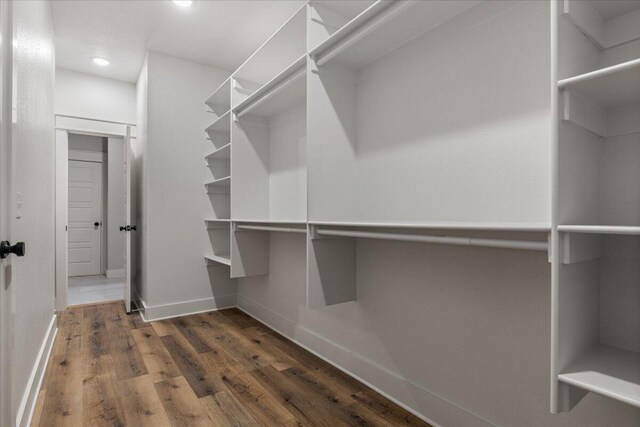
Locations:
50;0;305;83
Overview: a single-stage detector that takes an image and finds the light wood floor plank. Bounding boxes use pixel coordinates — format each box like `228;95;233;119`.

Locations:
131;327;181;382
119;375;171;427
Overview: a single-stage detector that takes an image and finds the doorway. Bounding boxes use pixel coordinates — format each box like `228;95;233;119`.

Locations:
55;117;136;313
66;133;126;306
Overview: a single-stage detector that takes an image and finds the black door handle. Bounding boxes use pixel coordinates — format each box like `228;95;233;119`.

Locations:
120;226;126;231
130;225;137;231
94;222;100;227
0;241;25;259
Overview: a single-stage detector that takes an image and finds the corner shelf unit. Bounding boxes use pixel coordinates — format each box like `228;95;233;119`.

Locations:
553;0;640;414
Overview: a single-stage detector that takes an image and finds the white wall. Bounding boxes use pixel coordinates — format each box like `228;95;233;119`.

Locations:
134;56;148;304
137;52;235;315
55;68;136;124
107;138;125;275
11;1;56;425
237;1;640;426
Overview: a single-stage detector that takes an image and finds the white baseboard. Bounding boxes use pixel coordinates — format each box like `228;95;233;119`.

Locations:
138;294;237;322
106;269;125;278
16;315;57;427
236;295;494;427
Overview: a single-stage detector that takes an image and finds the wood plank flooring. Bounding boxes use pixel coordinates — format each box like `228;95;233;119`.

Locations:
33;302;431;426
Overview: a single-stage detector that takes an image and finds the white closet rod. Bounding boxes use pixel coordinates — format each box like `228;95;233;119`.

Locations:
235;67;305;119
314;0;413;67
236;224;306;234
557;57;640;88
315;228;548;252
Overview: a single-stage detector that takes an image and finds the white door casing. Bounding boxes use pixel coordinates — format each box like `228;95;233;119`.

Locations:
124;130;133;312
68;160;102;277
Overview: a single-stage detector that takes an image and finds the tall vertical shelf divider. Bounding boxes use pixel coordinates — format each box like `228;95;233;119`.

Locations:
552;0;640;413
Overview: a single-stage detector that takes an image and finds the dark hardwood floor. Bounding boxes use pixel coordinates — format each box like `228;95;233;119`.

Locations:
32;301;431;426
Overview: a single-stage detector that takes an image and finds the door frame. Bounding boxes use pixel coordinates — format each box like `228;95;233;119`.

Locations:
54;115;135;312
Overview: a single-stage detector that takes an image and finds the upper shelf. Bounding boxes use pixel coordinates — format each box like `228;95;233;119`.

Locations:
558;58;640;109
205;111;231;135
206;143;231;162
233;55;306;119
233;5;306;92
309;0;477;70
561;0;640;50
559;344;640;409
205;77;231;115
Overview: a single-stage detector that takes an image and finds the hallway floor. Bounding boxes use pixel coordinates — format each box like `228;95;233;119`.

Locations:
32;302;429;426
68;275;124;306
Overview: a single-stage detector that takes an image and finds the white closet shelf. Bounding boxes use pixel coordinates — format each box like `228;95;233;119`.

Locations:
205;218;230;223
233;54;306;119
559;345;640;409
308;220;551;232
234;223;307;234
205;111;231;133
205;143;231;161
233;219;306;224
557;225;640;235
558;58;640;109
205;176;231;187
205;77;232;110
309;0;476;69
204;254;231;266
205;219;230;229
309;0;409;67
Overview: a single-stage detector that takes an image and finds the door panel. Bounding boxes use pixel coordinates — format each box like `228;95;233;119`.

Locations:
68;160;102;276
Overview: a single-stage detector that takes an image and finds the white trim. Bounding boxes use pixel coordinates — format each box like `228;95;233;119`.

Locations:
16;315;57;427
138;294;237;322
236;295;495;427
68;149;105;163
106;269;125;278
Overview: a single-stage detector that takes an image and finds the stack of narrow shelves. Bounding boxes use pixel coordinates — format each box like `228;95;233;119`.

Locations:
553;0;640;413
203;78;232;266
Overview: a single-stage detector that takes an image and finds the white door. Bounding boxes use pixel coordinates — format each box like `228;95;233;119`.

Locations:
124;132;133;312
0;1;12;424
68;160;102;276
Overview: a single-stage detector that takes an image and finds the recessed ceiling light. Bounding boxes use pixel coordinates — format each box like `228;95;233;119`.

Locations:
172;0;193;7
92;57;110;66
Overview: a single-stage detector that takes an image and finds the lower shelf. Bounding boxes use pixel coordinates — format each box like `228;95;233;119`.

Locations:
204;254;231;266
559;345;640;408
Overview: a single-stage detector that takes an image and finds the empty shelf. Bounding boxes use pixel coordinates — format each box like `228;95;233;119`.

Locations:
310;0;476;69
308;220;551;232
235;222;306;234
205;111;231;134
205;77;231;111
205;143;231;162
234;55;306;119
559;345;640;409
558;225;640;235
205;177;231;194
204;254;231;266
558;58;640;108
